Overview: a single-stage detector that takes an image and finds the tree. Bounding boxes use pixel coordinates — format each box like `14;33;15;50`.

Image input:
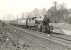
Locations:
48;1;68;23
32;8;40;17
41;8;47;16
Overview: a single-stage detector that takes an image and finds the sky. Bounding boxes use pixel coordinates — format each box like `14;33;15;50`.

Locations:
0;0;71;20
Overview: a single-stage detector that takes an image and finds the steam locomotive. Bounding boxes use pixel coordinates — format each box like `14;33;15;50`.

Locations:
10;16;53;33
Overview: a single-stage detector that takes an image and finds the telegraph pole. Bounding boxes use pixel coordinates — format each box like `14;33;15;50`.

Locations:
54;1;57;23
54;1;57;11
17;16;19;24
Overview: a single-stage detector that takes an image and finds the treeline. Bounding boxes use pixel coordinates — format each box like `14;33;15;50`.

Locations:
21;1;71;24
47;1;70;23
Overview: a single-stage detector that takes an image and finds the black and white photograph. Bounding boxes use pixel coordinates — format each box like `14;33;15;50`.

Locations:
0;0;71;50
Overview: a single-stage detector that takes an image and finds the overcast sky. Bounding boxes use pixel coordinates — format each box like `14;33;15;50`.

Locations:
0;0;71;20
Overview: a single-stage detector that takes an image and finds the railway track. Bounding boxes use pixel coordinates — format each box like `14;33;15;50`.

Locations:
11;25;71;47
0;23;71;50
